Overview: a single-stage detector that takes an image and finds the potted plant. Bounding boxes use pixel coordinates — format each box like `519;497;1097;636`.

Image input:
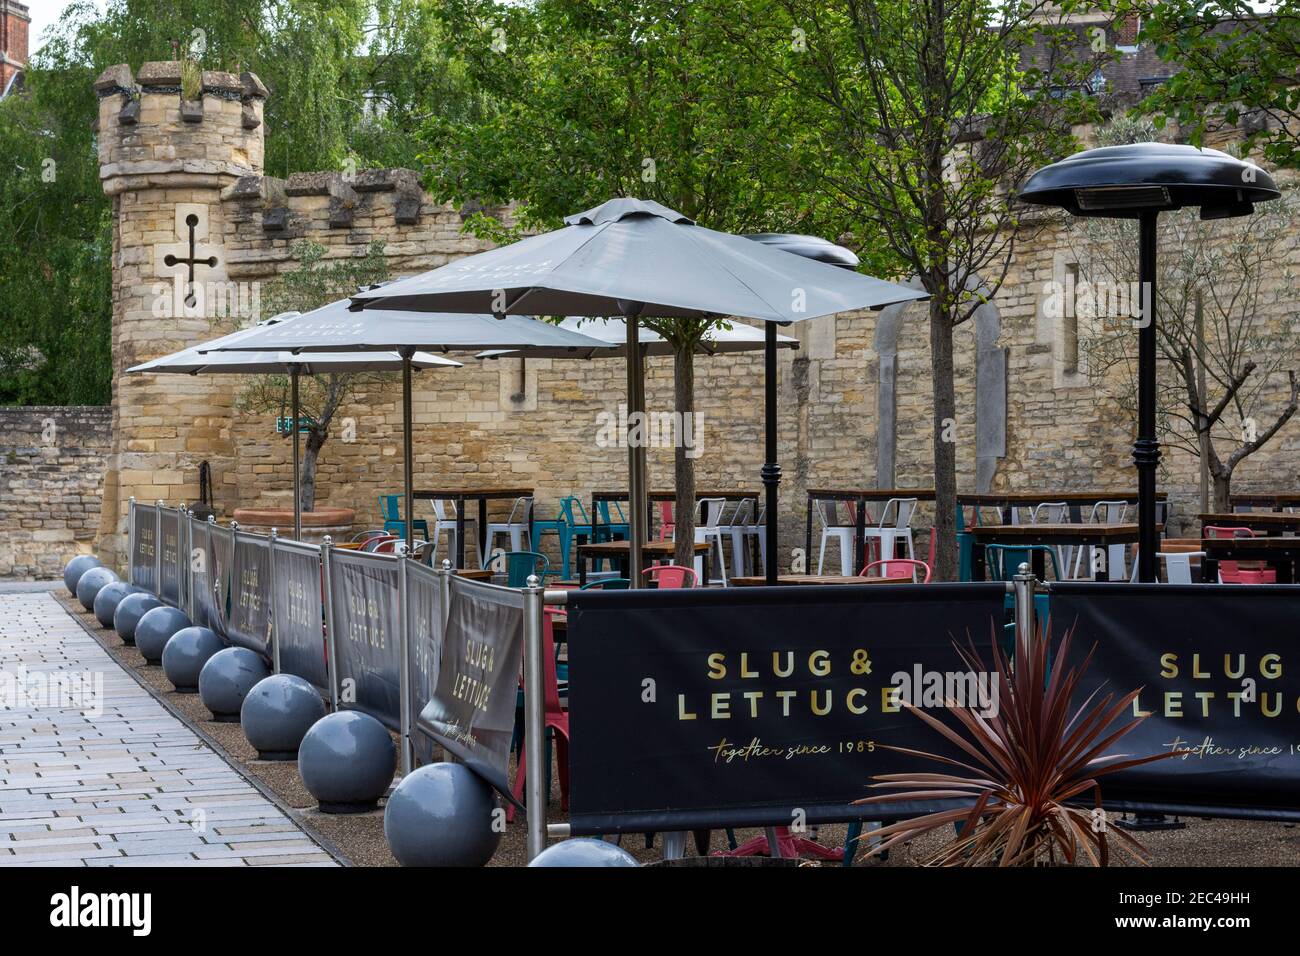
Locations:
858;625;1177;866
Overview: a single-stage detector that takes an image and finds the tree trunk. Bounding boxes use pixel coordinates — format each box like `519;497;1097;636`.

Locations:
1211;472;1232;514
929;294;958;581
673;340;697;570
299;428;327;513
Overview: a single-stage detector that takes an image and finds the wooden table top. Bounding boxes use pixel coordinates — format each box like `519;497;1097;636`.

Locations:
1229;493;1300;508
806;488;937;501
577;540;710;556
971;523;1157;542
730;574;909;586
591;490;760;501
1200;512;1300;530
454;568;493;580
1203;537;1300;551
959;491;1166;505
413;488;533;499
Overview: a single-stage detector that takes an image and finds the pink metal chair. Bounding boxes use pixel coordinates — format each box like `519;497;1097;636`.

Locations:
645;564;697;589
361;534;398;553
508;608;569;823
862;558;931;583
1204;526;1277;583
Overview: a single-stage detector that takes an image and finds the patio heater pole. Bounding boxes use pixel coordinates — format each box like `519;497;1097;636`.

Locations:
401;348;415;557
763;323;780;586
1135;211;1160;584
623;305;647;587
291;366;301;541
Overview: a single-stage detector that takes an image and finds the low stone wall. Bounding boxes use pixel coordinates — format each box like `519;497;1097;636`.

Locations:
0;406;111;579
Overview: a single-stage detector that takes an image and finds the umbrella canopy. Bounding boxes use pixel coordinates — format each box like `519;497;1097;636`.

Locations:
348;198;925;321
477;316;799;360
201;298;621;354
345;198;926;588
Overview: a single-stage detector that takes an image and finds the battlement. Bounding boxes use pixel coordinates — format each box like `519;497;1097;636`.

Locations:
95;61;267;194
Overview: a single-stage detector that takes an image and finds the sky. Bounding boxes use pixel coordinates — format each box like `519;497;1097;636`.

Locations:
23;0;102;54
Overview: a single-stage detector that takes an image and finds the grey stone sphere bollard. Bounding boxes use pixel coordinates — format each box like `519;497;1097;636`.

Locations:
299;711;397;813
161;626;225;694
134;606;192;665
92;581;136;628
63;555;101;595
240;674;326;761
383;762;501;867
113;592;163;645
528;838;640;868
76;566;119;612
198;647;271;722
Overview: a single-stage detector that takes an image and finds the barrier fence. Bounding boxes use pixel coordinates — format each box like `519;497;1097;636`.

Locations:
122;498;1300;862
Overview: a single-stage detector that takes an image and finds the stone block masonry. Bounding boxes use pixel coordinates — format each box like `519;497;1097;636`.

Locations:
0;407;111;580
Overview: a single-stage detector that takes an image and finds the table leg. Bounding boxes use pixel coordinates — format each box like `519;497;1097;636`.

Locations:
578;551;588;587
805;495;813;570
1277;557;1294;584
1202;554;1218;583
971;543;986;581
1032;549;1046;581
854;497;866;574
454;499;466;571
478;498;488;564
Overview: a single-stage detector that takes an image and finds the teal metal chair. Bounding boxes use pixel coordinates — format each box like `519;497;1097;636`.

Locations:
530;505;568;579
503;551;550;587
378;494;429;541
955;505;974;582
594;499;630;545
578;578;630;590
559;497;595;576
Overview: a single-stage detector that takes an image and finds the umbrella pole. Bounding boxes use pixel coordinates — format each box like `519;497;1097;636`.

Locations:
291;366;301;541
626;317;648;587
763;323;780;585
1135;211;1160;583
402;349;415;557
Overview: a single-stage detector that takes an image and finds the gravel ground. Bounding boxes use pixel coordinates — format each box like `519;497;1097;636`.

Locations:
56;591;1300;868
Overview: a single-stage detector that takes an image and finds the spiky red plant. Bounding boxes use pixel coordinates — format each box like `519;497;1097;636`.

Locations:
857;623;1178;866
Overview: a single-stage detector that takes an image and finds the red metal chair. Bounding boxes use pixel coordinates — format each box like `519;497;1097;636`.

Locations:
1204;526;1277;583
508;608;569;822
645;564;697;589
657;501;675;541
361;534;398;553
861;558;931;582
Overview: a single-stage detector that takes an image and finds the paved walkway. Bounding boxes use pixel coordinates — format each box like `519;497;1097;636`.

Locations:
0;591;338;866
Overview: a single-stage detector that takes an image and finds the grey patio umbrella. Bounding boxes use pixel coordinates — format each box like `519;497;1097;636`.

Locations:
130;315;462;541
201;301;617;554
347;198;927;585
478;315;799;359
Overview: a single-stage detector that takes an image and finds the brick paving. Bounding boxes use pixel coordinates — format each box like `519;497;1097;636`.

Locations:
0;591;338;866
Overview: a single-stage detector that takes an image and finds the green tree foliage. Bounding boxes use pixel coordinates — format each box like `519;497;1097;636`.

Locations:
0;0;478;406
1124;0;1300;170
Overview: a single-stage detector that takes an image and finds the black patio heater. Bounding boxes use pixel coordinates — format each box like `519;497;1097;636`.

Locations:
1018;143;1279;582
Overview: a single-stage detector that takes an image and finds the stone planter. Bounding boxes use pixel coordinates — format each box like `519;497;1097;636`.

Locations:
231;506;357;545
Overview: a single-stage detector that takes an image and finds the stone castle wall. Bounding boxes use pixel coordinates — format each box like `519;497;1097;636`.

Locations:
0;406;112;579
73;59;1300;578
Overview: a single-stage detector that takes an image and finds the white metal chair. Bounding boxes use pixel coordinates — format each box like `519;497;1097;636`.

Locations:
1128;550;1205;584
863;497;917;563
723;498;758;577
815;499;857;575
693;497;730;586
485;496;534;564
1072;500;1130;580
739;502;767;576
431;499;482;568
1030;501;1073;574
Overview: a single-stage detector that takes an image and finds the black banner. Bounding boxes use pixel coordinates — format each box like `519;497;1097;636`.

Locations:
565;584;1009;834
226;532;272;657
329;550;402;729
130;504;157;593
1051;583;1300;822
272;540;328;692
188;517;214;629
405;561;445;766
417;576;524;800
206;525;235;637
159;509;181;606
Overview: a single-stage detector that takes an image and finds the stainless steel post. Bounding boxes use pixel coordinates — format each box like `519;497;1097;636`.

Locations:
401;349;415;557
439;559;452;630
269;528;280;674
398;554;413;776
154;499;163;599
521;574;546;861
1012;562;1036;664
321;535;340;709
624;312;648;587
